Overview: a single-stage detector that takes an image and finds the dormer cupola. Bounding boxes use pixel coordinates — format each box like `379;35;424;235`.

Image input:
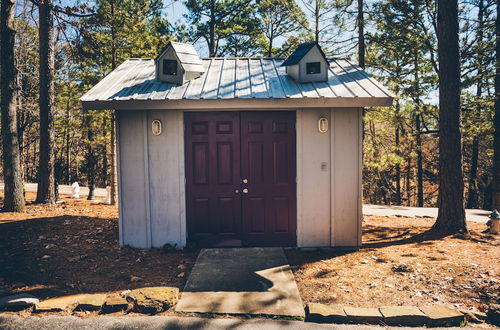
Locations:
281;41;329;83
155;41;205;85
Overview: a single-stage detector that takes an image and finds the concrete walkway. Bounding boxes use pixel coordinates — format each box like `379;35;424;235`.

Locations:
0;314;466;330
364;204;490;223
176;248;304;318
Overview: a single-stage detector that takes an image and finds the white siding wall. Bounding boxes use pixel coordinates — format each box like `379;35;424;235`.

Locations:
118;107;361;249
117;111;150;248
296;109;331;246
297;108;362;247
330;108;362;247
118;110;186;248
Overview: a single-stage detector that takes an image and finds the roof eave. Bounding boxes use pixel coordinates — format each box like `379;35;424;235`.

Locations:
81;96;393;111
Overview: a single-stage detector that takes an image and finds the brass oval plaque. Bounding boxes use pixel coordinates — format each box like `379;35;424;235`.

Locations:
318;117;328;133
152;119;162;136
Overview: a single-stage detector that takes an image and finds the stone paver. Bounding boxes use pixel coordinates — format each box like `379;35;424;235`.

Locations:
176;248;304;318
343;307;383;324
379;306;428;326
35;294;87;312
419;305;465;327
75;294;107;312
128;287;178;314
0;294;39;311
306;303;348;324
102;296;129;314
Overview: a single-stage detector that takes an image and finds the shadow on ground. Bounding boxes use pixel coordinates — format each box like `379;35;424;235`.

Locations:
0;215;198;300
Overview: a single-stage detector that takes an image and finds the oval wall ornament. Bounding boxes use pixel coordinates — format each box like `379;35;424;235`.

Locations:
152;119;162;136
318;117;328;133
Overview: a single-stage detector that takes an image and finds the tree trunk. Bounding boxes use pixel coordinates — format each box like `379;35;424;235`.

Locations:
433;0;466;233
36;0;55;204
110;112;118;205
492;1;500;211
357;0;365;68
1;0;25;212
467;0;484;209
65;102;71;184
86;118;96;201
467;136;479;208
267;35;273;58
395;125;401;205
209;0;216;57
413;52;424;207
314;0;319;42
110;0;118;205
416;113;424;206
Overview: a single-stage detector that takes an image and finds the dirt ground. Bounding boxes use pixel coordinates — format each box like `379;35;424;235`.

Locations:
287;216;499;314
0;192;198;305
0;192;499;317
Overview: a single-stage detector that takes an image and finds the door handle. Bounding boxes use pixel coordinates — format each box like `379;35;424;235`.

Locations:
235;189;240;194
242;188;249;194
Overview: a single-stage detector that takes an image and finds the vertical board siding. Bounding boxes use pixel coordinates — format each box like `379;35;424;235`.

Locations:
118;111;149;248
147;110;184;247
298;109;331;247
331;108;361;246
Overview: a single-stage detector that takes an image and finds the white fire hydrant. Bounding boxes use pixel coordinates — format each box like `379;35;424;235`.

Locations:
70;182;80;199
489;210;500;234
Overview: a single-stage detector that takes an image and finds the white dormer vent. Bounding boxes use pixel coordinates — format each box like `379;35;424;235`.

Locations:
155;41;205;84
281;41;329;83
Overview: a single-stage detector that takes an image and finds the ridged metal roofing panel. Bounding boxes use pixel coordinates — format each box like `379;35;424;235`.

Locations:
235;58;252;98
80;57;394;103
218;59;236;99
202;59;223;99
249;59;268;98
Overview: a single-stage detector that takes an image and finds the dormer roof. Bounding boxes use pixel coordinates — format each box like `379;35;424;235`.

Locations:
155;41;205;73
281;41;329;66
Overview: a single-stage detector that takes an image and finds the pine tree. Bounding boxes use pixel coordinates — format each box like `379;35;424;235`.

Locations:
492;1;500;211
184;0;261;57
257;0;307;57
36;0;56;204
433;0;467;233
1;0;25;212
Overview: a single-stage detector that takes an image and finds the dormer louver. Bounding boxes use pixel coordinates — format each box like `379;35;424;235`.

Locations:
281;41;329;83
155;41;205;85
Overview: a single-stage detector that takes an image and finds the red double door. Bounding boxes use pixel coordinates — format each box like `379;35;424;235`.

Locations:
184;111;297;247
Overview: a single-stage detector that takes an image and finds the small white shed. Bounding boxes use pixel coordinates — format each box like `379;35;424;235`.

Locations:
81;41;393;249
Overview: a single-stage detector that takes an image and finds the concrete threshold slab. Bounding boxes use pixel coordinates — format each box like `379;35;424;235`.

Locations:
176;248;305;318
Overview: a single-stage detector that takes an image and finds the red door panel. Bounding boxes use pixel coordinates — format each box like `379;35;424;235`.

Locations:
185;111;296;247
185;112;242;247
241;111;297;246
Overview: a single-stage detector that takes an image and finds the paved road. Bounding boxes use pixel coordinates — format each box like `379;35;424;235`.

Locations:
0;182;107;197
0;315;471;330
363;204;490;223
0;182;491;222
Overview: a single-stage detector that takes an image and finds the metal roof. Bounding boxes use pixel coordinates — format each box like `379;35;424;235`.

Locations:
281;41;328;66
80;57;393;110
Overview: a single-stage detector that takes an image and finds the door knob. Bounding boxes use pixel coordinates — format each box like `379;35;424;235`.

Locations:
242;179;248;183
235;189;240;194
242;188;249;194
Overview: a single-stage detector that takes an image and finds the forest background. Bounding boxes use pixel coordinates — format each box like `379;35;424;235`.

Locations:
1;0;497;210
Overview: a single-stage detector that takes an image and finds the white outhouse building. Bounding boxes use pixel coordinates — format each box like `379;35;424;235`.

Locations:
81;41;393;249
